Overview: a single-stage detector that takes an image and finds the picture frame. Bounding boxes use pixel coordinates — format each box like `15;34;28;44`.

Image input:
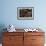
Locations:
17;7;34;20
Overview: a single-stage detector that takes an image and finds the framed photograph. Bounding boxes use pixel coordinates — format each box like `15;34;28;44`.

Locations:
17;7;34;20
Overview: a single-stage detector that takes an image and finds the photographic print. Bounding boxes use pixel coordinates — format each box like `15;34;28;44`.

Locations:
17;7;34;20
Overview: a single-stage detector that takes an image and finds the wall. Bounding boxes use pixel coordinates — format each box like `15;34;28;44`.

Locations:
0;0;46;30
0;0;46;44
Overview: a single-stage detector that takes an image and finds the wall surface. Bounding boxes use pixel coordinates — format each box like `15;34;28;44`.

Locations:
0;0;46;30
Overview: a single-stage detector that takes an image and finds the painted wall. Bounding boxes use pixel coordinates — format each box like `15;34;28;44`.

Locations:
0;0;46;30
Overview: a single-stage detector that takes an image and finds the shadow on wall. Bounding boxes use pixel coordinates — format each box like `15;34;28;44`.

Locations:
0;24;7;43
